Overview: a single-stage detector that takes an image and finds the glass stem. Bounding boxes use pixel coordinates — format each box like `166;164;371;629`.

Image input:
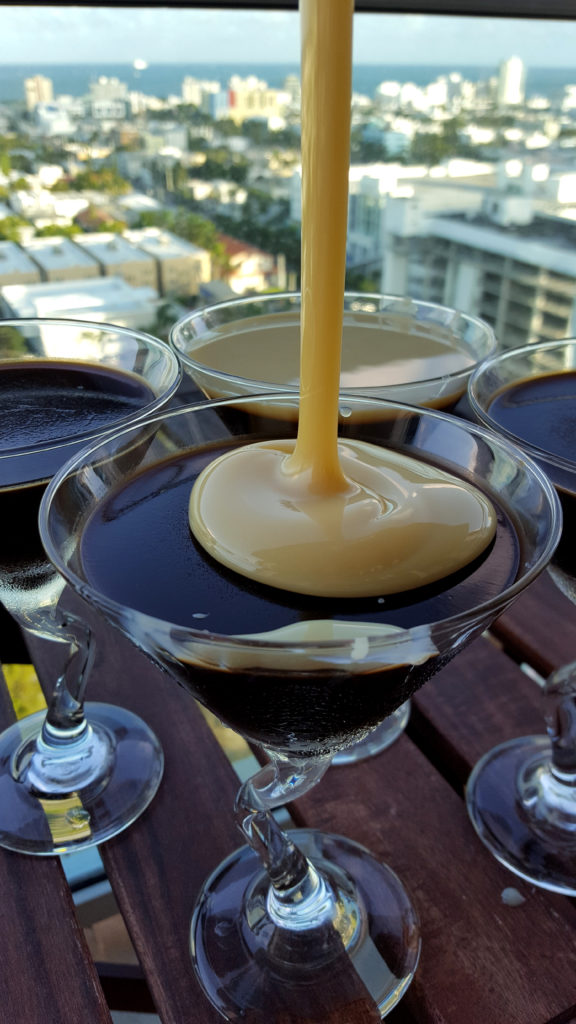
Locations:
7;601;112;796
544;660;576;783
519;660;576;831
13;602;95;743
235;752;335;927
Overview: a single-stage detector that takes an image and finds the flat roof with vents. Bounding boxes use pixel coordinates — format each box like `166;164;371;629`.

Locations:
22;236;99;272
74;232;156;266
0;241;42;276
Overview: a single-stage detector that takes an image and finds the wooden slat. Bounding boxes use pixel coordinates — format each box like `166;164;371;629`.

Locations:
296;716;576;1023
0;665;112;1024
492;572;576;678
409;633;545;788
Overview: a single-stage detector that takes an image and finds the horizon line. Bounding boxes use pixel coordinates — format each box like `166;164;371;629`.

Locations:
1;59;563;69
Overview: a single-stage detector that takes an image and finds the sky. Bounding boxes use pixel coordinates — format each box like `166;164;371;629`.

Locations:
0;5;575;67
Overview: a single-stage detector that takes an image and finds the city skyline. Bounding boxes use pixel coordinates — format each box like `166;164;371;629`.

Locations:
1;6;576;68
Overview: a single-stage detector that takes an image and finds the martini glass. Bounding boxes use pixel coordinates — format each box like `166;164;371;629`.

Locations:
41;393;559;1019
170;292;496;763
0;318;181;854
466;338;576;895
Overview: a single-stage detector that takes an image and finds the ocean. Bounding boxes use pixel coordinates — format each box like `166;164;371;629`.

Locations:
1;62;575;105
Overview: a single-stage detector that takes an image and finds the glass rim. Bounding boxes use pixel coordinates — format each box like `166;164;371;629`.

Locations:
40;390;562;654
170;290;497;393
0;315;182;461
468;337;576;477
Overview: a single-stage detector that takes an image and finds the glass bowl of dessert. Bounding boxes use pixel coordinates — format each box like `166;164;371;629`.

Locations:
170;291;497;762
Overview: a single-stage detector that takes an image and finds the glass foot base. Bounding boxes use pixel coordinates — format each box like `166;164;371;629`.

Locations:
333;702;411;766
466;735;576;896
0;703;164;855
192;828;420;1021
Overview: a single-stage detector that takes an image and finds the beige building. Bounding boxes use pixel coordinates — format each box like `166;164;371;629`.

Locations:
73;233;158;291
227;75;290;127
125;227;211;297
22;236;100;283
24;75;53;111
0;241;42;288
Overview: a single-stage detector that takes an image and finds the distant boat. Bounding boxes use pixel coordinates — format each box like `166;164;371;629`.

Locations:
133;59;148;72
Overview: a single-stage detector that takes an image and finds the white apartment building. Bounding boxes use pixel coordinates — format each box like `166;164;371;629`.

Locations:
124;227;211;297
34;102;75;137
497;57;526;108
290;160;494;274
380;193;576;349
0;276;158;331
24;75;53;111
182;76;222;116
374;74;478;117
89;76;129;120
22;235;100;283
0;241;42;288
89;76;128;102
9;188;89;225
187;178;248;214
113;192;164;225
73;233;158;291
36;164;65;189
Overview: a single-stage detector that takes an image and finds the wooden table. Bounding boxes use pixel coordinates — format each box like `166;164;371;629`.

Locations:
1;569;576;1024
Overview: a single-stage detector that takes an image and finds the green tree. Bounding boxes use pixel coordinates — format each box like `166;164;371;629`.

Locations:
174;210;229;272
192;148;249;186
0;215;29;242
410;132;452;166
54;166;132;195
35;223;81;238
345;269;380;293
9;152;33;173
0;325;28;356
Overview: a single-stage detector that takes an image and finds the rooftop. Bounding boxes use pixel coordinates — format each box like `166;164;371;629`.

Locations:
125;227;208;259
444;208;576;251
430;210;576;275
116;193;163;213
218;233;272;259
0;241;41;276
1;275;158;319
22;235;99;271
74;232;156;265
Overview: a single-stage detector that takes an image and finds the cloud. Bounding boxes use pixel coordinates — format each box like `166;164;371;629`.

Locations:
0;5;575;66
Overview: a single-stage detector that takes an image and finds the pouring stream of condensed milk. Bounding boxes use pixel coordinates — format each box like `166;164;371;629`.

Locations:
188;0;496;599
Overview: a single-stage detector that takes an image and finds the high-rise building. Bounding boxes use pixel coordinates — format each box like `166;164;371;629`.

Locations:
227;75;290;126
24;74;53;111
497;57;526;108
89;76;128;119
380;194;576;349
